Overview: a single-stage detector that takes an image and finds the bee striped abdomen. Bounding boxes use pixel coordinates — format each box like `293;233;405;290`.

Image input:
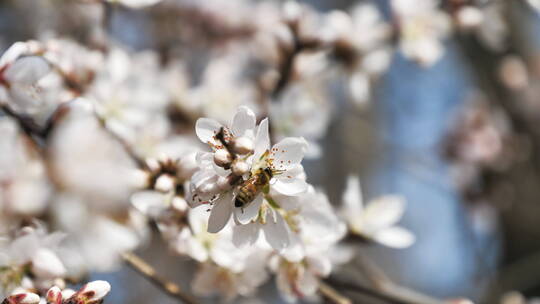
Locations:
235;169;272;208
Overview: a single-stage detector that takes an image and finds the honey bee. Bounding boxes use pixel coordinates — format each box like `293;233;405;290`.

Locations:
235;167;273;208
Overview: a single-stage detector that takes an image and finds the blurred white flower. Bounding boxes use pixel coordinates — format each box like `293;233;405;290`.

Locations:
106;0;162;8
185;208;270;301
0;223;67;295
0;117;51;217
49;101;138;210
392;0;451;66
341;175;415;248
188;52;260;122
268;187;350;302
89;48;170;144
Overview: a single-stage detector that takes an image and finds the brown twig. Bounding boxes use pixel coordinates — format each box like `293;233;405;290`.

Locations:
318;281;352;304
121;252;199;304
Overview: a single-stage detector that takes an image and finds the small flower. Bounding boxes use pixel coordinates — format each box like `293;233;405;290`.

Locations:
341;175;415;248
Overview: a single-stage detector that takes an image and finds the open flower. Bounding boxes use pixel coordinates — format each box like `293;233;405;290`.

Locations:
341;175;415;248
189;107;309;251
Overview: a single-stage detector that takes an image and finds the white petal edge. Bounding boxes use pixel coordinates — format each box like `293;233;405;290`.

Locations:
207;193;233;233
195;118;222;144
262;210;290;251
272;177;308;196
269;137;308;171
373;226;415;248
253;118;270;162
231;106;256;137
362;195;406;232
232;223;260;247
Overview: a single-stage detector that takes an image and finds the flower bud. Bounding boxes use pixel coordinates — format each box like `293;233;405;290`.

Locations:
231;136;254;155
73;280;111;303
46;286;62;304
155;174;176;192
131;169;150;189
5;293;40;304
231;161;249;176
213;149;232;168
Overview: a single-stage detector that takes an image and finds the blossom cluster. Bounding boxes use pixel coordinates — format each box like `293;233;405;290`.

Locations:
1;280;110;304
0;0;524;302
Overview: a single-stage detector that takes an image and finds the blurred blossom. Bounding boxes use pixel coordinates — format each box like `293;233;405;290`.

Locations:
0;118;51;217
392;0;451;66
0;0;534;303
0;223;66;297
341;175;415;248
107;0;162;9
50;100;138;210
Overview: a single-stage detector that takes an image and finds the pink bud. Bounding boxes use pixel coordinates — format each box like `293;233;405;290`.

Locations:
46;286;62;304
75;280;111;303
4;293;40;304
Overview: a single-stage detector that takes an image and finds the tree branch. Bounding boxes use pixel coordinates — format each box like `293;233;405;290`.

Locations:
121;252;199;304
318;281;352;304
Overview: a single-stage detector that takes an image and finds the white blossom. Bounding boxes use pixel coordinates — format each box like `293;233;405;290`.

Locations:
341;176;415;248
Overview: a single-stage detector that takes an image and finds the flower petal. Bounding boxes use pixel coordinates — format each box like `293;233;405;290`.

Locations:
342;175;363;212
306;255;332;277
373;226;415;248
234;193;263;225
269;137;308;171
262;210;290;251
207;193;233;233
296;268;319;296
272;177;308;196
253;118;270;162
4;56;50;85
362;195;406;232
232;222;260;247
195;118;222;144
231;106;256;137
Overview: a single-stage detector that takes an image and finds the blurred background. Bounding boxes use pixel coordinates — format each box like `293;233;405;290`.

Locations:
2;0;540;303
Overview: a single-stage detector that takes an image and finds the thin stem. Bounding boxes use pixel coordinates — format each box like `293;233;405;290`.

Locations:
121;252;199;304
318;281;352;304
